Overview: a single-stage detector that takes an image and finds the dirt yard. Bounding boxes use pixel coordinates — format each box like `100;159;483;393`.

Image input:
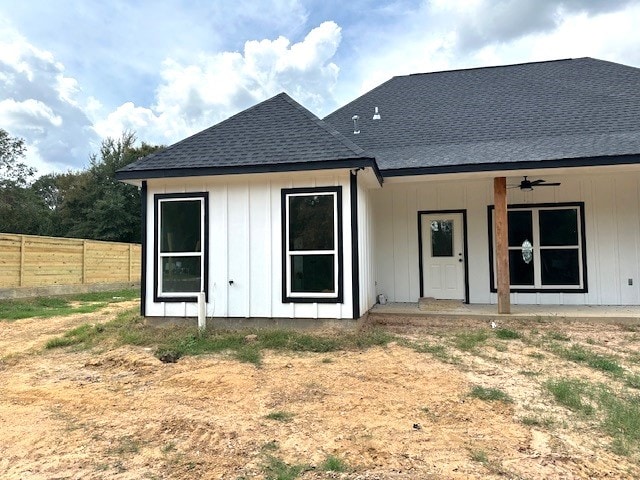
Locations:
1;302;639;479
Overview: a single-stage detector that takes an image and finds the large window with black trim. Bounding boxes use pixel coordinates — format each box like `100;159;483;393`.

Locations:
154;193;208;301
489;203;587;292
282;187;343;303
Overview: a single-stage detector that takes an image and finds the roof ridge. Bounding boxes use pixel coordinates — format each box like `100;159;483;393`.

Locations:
135;93;294;163
277;93;370;158
402;57;587;78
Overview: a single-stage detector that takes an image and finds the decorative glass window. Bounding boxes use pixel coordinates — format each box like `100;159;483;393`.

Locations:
282;187;342;302
155;193;207;300
489;203;587;292
430;220;454;257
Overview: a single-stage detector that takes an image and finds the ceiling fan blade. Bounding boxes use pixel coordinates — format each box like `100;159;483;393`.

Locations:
536;182;561;186
529;179;546;186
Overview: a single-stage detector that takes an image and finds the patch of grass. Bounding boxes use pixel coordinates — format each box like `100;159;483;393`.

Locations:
552;344;623;375
454;330;489;351
624;373;640;389
234;346;262;365
528;352;545;360
469;385;512;403
108;435;141;456
45;322;102;350
545;378;595;415
405;340;452;362
262;455;309;480
520;415;555;428
265;411;294;422
161;442;176;453
495;328;521;340
321;357;333;363
0;288;139;321
597;388;640;446
320;454;349;472
261;441;279;452
546;331;570;342
470;449;488;463
47;310;397;365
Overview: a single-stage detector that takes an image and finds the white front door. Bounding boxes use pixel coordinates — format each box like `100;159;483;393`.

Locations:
421;213;465;300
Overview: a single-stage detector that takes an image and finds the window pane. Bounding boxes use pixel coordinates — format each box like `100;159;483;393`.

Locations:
291;254;335;293
507;210;533;247
161;200;201;252
540;209;578;246
509;249;534;285
162;256;201;293
289;195;334;251
430;220;453;257
541;249;580;285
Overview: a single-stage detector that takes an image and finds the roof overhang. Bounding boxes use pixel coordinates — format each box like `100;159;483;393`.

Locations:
115;157;383;186
380;153;640;179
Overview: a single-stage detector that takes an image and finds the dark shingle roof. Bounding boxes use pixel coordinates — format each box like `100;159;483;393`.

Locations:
116;93;378;181
324;58;640;175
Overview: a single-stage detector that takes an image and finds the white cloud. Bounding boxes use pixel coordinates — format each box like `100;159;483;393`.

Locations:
95;21;342;147
340;0;640;104
0;25;98;174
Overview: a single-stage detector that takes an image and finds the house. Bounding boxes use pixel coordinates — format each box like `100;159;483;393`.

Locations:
115;57;640;321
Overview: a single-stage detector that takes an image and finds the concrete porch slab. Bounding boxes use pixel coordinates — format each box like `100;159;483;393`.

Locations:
369;302;640;325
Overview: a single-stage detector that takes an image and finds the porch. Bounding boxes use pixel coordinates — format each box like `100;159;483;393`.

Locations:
368;301;640;325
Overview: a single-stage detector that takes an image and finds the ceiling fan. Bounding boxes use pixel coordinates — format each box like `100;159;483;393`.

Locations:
509;176;561;191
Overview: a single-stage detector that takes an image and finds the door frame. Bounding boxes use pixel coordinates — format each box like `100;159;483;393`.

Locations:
417;209;470;303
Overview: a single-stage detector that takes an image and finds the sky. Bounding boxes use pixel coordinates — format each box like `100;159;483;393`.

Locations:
1;0;640;176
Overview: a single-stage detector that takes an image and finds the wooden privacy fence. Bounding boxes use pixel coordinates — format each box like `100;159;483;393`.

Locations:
0;233;141;288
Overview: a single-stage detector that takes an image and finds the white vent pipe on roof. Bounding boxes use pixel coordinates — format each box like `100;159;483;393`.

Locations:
373;106;381;120
352;115;360;134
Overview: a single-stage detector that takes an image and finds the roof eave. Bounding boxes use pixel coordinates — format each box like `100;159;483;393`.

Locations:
381;153;640;178
115;157;384;186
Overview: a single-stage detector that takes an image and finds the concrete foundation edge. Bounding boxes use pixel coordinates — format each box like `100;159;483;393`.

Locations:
0;282;140;300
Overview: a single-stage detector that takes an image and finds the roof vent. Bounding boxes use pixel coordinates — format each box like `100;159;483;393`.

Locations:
352;115;360;134
372;106;381;120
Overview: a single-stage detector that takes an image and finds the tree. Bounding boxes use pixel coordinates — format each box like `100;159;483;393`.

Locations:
50;132;162;243
0;129;51;234
0;128;33;186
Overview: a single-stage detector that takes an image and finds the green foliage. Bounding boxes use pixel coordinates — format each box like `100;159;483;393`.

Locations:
552;344;623;375
0;129;31;185
520;415;555;427
320;454;349;472
265;411;294;422
454;330;489;351
624;373;640;389
262;455;309;480
0;289;138;321
545;378;595;415
495;328;521;340
1;129;163;242
546;331;570;342
470;449;489;463
469;385;512;403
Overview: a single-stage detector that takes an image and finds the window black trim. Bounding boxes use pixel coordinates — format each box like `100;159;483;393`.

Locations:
350;172;360;318
153;192;209;303
281;186;344;304
140;181;147;316
487;202;588;293
417;210;469;303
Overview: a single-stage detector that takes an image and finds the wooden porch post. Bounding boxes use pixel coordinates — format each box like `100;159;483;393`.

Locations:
494;177;510;314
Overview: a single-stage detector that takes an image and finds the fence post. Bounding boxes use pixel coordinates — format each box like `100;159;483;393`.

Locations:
82;240;87;284
19;235;25;287
128;244;132;282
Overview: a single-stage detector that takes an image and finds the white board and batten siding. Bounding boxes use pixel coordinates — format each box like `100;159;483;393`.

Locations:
373;169;640;306
144;170;369;319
